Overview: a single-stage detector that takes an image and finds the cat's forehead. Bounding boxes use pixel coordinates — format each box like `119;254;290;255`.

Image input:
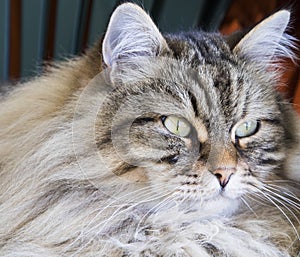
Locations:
110;31;279;130
162;32;277;120
164;32;235;67
164;32;244;103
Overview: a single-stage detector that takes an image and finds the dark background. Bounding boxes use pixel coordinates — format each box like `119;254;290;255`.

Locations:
1;0;300;112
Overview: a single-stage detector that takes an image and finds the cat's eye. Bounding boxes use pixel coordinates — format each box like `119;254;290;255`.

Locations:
162;115;191;137
235;120;259;138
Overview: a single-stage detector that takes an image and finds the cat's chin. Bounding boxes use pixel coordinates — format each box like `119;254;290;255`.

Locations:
201;195;241;217
177;193;241;217
199;180;244;216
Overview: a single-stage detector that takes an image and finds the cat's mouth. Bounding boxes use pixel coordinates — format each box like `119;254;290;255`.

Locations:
218;186;240;199
175;173;244;204
173;184;241;215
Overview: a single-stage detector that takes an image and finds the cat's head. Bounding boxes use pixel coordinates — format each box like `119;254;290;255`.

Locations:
92;3;297;214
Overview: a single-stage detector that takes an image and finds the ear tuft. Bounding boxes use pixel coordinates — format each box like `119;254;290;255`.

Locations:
102;3;168;66
233;10;297;67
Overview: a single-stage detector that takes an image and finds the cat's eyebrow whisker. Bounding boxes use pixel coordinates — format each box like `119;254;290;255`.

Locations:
256;188;300;240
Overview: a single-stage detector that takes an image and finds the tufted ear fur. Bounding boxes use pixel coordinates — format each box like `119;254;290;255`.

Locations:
102;3;169;67
233;10;296;67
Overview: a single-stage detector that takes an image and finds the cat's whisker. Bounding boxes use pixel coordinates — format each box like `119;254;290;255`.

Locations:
256;188;300;240
113;183;169;202
94;188;175;235
84;190;151;227
268;194;300;229
262;184;300;210
93;183;168;214
245;193;268;206
262;186;300;219
241;196;258;218
248;188;299;228
70;200;153;255
65;184;169;254
264;179;300;187
263;183;299;200
89;185;167;227
134;190;180;239
247;182;299;210
260;187;300;229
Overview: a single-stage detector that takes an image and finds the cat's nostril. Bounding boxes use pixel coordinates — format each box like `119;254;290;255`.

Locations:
212;169;235;188
214;173;222;179
214;173;223;182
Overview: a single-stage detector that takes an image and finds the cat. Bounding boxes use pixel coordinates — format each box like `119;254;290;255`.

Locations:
0;2;299;256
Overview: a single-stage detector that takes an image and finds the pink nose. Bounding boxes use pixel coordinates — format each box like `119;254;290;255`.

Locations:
212;168;235;188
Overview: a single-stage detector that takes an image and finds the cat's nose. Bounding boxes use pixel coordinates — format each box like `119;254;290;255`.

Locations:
212;168;235;188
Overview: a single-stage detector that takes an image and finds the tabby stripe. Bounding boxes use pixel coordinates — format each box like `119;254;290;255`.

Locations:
261;146;279;153
159;154;179;164
260;118;282;125
133;117;156;125
113;162;136;176
257;158;282;166
242;139;277;150
188;91;199;117
96;132;112;150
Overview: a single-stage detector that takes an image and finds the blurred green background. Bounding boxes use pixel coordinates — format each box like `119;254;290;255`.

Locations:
0;0;232;81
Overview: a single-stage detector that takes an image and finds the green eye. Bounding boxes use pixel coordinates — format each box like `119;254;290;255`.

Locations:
235;120;259;138
163;115;191;137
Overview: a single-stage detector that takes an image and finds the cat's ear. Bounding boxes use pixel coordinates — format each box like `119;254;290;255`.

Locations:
102;3;169;66
233;10;295;66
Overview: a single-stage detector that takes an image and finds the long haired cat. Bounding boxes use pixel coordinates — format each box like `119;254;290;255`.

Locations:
0;3;299;256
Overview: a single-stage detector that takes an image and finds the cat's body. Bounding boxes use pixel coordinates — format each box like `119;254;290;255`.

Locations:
0;3;299;256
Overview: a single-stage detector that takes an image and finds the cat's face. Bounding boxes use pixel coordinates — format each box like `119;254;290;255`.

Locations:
95;57;286;213
92;4;295;214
